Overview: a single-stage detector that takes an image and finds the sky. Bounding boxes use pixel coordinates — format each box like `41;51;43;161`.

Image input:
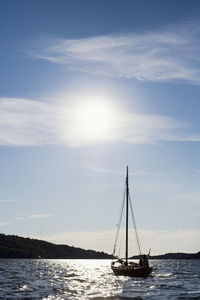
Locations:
0;0;200;255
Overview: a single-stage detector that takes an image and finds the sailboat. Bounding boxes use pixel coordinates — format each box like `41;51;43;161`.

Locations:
111;166;153;277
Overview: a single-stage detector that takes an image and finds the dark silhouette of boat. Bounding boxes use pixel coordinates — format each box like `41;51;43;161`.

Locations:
111;166;153;277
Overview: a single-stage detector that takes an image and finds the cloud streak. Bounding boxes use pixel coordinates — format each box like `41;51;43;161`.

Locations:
0;96;200;147
30;23;200;83
0;222;10;226
0;200;16;203
32;229;200;254
16;214;53;221
166;192;200;203
82;165;171;177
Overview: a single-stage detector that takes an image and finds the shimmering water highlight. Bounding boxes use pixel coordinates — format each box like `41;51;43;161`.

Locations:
0;259;199;299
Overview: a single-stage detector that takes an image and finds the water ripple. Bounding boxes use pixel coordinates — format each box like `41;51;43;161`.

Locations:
0;259;199;299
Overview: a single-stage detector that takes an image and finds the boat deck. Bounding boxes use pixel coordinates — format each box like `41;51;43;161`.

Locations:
111;261;153;277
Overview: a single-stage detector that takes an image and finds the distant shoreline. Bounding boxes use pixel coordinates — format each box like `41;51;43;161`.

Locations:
0;233;113;259
131;252;200;260
0;234;199;259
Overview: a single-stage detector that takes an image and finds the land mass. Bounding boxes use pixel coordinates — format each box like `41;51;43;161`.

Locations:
131;252;200;260
0;234;199;259
0;234;113;259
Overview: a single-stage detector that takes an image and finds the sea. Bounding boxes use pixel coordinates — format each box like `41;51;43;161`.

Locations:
0;259;199;299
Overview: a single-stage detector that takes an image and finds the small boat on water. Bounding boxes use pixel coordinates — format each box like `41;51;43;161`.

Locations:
111;166;153;277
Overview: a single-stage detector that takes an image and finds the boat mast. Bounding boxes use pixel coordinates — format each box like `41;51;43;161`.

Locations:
125;165;129;265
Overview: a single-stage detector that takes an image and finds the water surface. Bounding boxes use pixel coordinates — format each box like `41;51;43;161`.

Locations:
0;259;199;299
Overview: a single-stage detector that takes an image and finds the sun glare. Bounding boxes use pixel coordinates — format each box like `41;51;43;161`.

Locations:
67;98;117;145
80;103;110;136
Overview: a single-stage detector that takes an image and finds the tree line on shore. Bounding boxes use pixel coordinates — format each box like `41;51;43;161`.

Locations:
0;234;113;259
0;234;199;259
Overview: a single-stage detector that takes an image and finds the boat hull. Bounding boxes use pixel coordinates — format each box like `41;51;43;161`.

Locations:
111;264;153;277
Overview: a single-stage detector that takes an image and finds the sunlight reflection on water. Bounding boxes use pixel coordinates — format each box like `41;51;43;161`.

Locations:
0;259;199;299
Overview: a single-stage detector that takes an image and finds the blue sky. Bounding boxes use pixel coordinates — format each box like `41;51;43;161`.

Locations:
0;0;200;255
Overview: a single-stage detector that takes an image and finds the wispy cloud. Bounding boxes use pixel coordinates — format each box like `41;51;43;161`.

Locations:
32;229;200;254
0;96;199;147
166;192;200;203
30;23;200;84
0;222;10;226
0;199;16;203
83;165;172;177
82;165;124;176
16;214;53;221
0;98;59;146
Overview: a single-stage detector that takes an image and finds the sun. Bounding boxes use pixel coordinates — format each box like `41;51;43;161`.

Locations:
60;92;121;146
79;102;111;138
67;98;116;145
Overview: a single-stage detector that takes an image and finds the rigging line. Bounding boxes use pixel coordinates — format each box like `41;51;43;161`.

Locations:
129;193;142;256
118;198;126;259
118;221;123;258
112;183;126;256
